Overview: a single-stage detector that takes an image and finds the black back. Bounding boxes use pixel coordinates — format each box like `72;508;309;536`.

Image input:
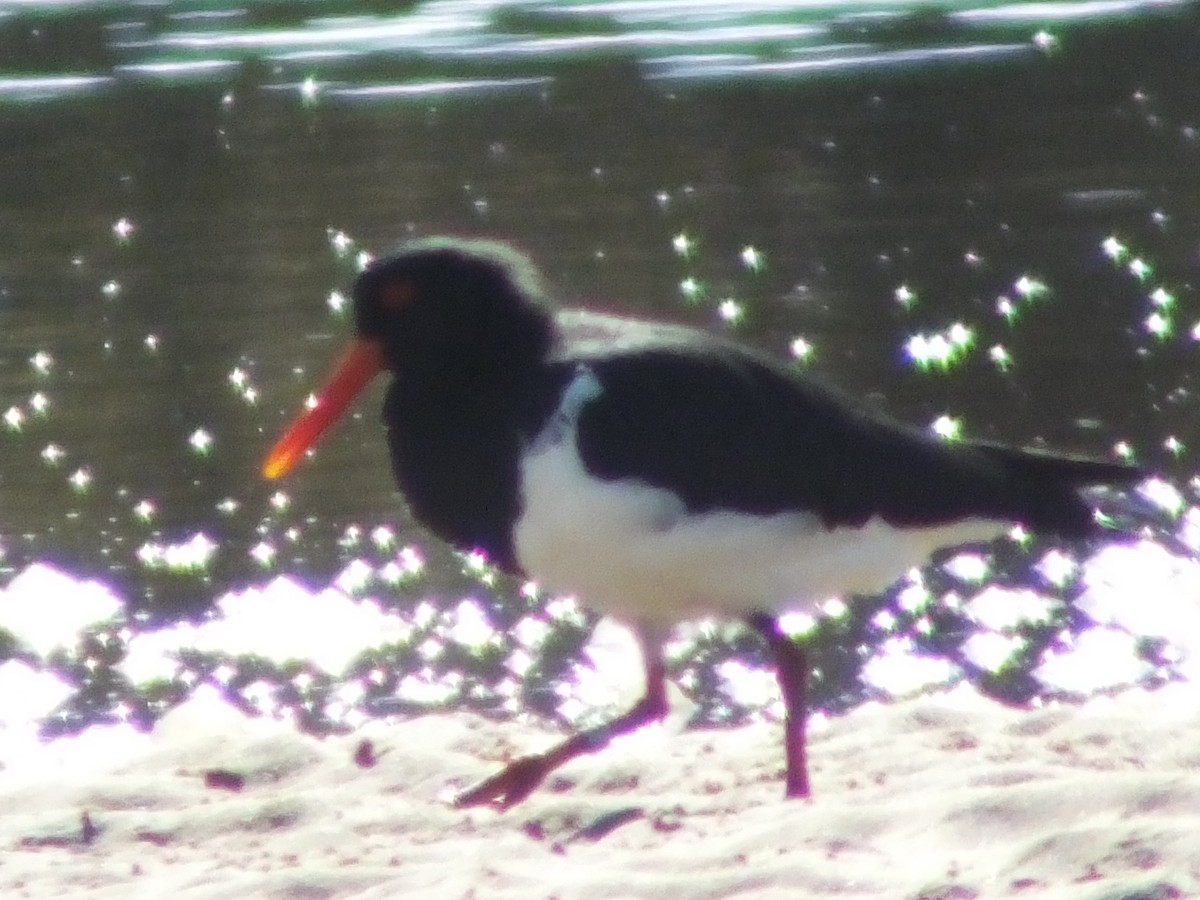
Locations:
570;342;1143;536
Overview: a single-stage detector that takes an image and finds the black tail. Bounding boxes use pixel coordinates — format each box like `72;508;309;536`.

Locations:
977;443;1147;489
974;442;1148;538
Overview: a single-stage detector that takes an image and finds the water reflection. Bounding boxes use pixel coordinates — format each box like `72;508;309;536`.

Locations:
0;0;1197;740
0;74;109;101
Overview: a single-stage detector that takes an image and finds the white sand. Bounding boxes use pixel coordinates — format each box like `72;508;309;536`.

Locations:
5;683;1200;899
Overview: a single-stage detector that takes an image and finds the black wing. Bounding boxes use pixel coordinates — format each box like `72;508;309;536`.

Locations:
572;343;1143;537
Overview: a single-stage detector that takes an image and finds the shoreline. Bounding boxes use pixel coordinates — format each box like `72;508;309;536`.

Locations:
5;683;1199;899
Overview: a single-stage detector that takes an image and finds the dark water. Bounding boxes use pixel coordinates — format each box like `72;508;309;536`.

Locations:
1;0;1198;736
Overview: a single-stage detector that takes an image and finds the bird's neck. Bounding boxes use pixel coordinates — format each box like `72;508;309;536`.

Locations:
392;348;547;426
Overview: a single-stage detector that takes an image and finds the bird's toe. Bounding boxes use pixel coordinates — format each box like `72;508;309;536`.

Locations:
453;755;551;811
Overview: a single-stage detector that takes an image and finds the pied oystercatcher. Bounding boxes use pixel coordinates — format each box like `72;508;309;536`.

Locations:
263;236;1144;808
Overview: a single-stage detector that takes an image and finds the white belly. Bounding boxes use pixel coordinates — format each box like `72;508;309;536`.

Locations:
512;435;1011;626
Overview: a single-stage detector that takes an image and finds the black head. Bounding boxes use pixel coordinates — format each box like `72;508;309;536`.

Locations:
263;238;557;479
352;237;555;375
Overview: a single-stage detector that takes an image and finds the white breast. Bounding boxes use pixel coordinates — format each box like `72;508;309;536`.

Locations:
512;370;1011;627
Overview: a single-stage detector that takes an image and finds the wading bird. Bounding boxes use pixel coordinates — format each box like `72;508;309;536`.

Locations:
264;237;1143;809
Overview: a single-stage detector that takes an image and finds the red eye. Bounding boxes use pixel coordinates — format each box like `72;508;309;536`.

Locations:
379;279;414;310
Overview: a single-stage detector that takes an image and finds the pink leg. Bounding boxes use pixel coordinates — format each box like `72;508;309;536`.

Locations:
748;613;811;799
455;643;669;811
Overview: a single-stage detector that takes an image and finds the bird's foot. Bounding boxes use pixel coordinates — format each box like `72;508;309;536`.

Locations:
784;771;811;800
454;663;670;811
453;755;552;811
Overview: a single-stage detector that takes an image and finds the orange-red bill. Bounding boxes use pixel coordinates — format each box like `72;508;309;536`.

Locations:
262;338;385;479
